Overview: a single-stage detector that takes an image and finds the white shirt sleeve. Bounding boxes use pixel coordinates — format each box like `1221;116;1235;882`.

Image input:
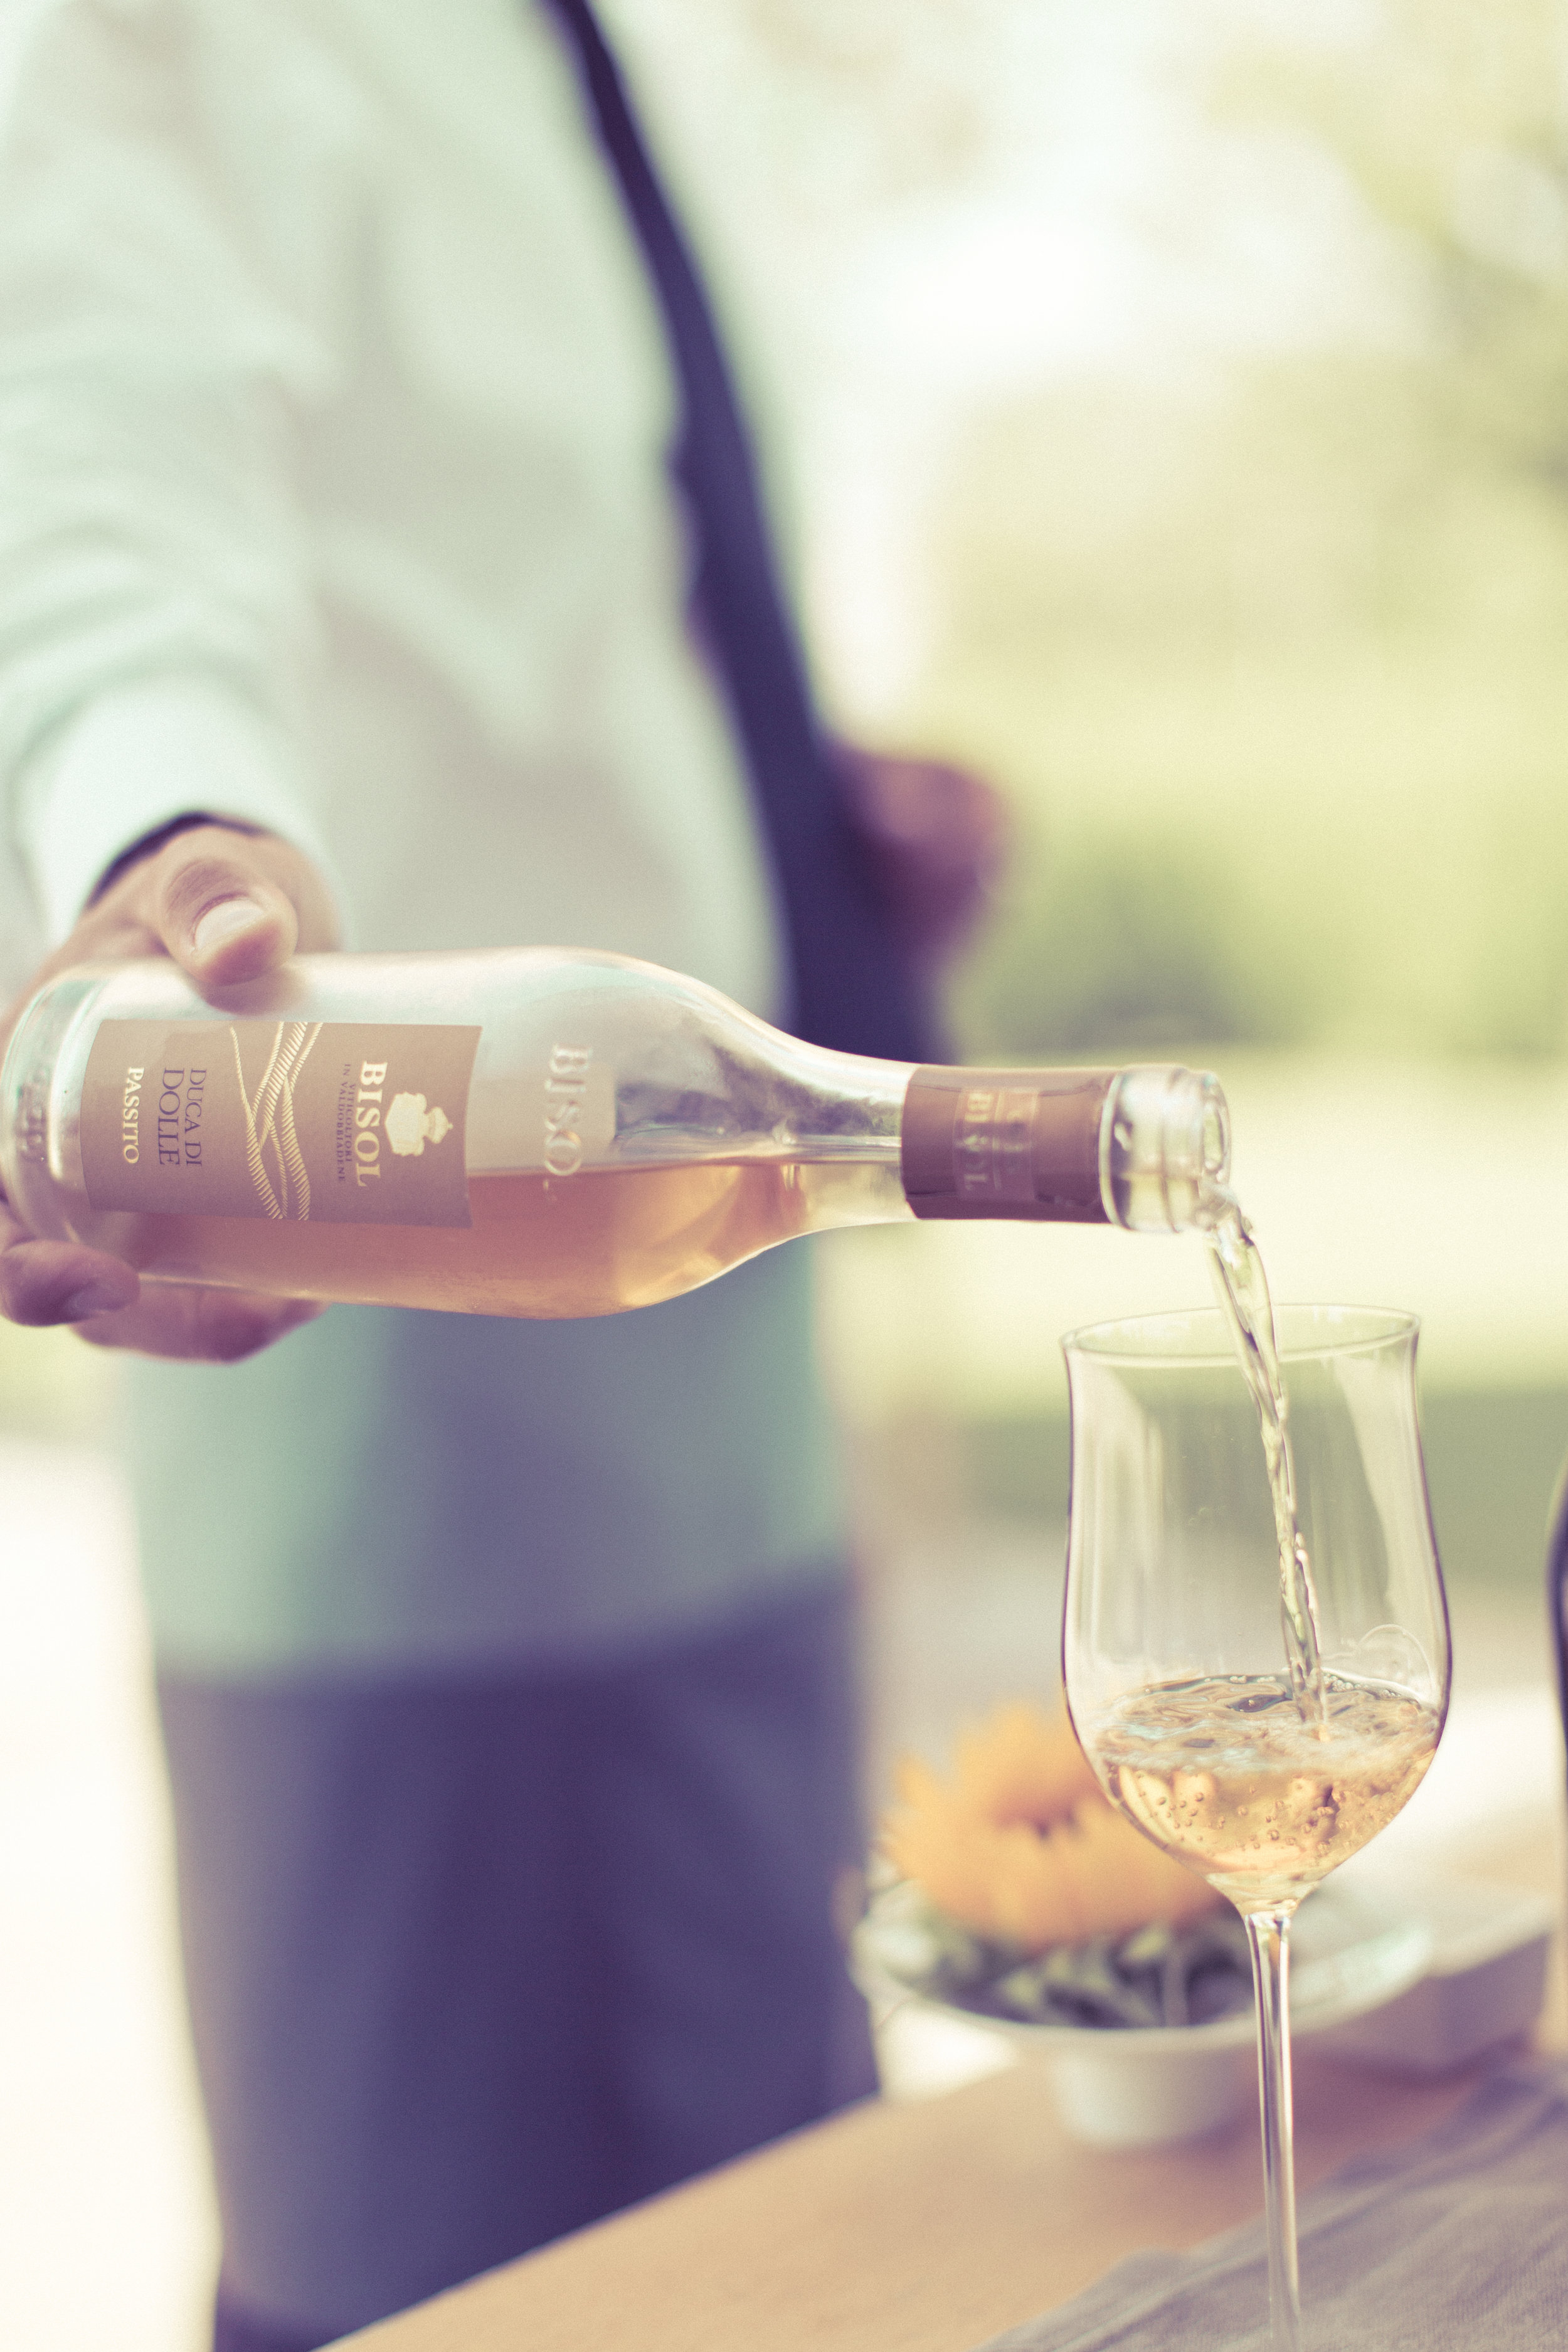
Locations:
0;0;362;941
19;677;334;943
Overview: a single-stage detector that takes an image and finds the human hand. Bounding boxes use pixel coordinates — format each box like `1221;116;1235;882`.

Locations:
0;819;339;1360
834;743;1009;972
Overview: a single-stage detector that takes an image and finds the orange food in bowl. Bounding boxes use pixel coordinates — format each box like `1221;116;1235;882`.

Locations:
881;1702;1222;1954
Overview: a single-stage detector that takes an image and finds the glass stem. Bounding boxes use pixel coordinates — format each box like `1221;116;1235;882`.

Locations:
1244;1905;1301;2352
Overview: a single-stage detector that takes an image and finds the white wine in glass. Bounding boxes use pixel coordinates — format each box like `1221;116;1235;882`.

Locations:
1062;1305;1449;2352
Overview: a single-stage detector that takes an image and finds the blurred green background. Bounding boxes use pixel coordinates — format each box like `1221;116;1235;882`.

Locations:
762;0;1568;1606
927;2;1568;1070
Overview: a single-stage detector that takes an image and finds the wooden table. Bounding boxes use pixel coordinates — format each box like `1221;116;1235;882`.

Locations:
335;1820;1565;2352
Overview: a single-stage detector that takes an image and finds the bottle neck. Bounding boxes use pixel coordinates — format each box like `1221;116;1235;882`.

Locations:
898;1063;1231;1231
901;1066;1115;1223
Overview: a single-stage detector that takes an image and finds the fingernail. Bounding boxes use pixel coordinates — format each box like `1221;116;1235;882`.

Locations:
193;897;267;955
63;1281;130;1318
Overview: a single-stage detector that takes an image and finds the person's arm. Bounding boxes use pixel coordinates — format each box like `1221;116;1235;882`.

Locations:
834;743;1009;974
0;5;364;1356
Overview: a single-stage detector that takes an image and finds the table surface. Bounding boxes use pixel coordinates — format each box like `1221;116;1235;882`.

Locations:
337;1819;1565;2352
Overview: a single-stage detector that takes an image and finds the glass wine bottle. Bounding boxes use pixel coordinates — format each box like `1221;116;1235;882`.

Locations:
1;948;1231;1318
1549;1461;1568;1795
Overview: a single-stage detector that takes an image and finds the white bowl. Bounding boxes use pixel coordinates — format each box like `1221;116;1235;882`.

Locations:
855;1878;1435;2149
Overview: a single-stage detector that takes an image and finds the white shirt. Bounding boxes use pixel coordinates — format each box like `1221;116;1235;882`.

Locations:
0;0;785;1020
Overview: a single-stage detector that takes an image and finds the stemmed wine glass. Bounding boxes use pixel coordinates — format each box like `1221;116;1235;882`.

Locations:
1062;1305;1449;2352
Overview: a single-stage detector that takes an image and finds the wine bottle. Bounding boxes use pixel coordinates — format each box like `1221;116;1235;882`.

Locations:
0;948;1231;1318
1549;1461;1568;1799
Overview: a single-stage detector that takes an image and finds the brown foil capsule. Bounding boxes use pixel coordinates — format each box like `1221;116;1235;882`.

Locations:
901;1066;1117;1223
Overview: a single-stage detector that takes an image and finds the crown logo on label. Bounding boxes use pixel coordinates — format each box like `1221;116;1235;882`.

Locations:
386;1093;453;1157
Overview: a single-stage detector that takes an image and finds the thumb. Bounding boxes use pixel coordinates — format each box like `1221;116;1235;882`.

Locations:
151;829;303;990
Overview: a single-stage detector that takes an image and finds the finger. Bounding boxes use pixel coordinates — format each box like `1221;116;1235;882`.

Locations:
152;835;302;988
0;1229;140;1327
72;1286;326;1362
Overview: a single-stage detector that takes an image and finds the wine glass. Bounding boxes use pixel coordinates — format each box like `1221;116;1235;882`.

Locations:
1062;1305;1449;2352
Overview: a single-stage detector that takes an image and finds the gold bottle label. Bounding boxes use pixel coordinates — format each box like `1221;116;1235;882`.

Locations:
80;1017;479;1227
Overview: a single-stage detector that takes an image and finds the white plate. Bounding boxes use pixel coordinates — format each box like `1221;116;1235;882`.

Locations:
856;1875;1435;2054
1310;1857;1557;2075
856;1878;1436;2147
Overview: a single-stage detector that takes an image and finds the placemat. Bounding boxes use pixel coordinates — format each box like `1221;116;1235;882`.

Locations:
975;2059;1568;2351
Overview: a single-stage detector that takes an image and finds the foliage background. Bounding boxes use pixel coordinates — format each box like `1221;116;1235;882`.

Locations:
617;0;1568;1587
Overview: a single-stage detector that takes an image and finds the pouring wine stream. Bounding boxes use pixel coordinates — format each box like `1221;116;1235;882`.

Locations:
1201;1191;1329;1729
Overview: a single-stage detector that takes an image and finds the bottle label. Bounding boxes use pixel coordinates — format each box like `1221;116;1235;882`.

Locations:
80;1017;479;1227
